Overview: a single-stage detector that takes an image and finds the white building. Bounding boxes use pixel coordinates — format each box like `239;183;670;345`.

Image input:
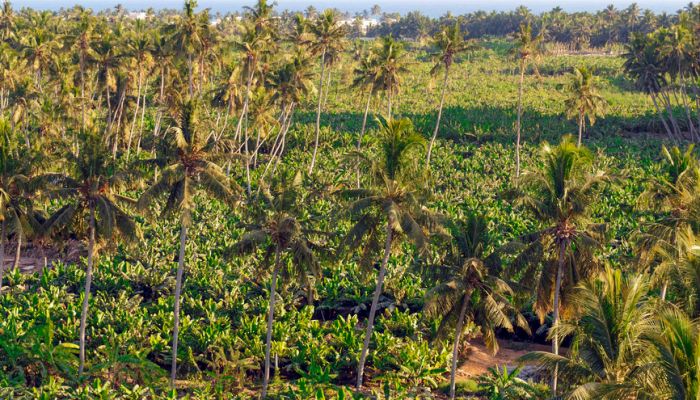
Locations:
338;18;378;35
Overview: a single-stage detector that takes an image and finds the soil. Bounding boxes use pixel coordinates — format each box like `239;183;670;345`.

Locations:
456;338;553;380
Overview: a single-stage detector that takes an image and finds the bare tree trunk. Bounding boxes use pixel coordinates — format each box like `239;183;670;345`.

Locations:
357;220;393;388
356;91;372;188
551;240;566;395
126;71;143;160
427;67;449;166
79;205;96;377
651;93;676;142
449;292;470;400
170;221;188;387
12;232;20;270
0;220;5;291
660;282;668;301
309;48;327;175
187;53;194;99
516;62;525;178
136;86;147;156
577;112;584;147
262;246;281;399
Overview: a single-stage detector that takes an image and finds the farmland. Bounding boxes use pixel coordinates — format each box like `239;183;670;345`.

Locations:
1;2;699;399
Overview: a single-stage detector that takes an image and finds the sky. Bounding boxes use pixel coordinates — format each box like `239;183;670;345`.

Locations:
12;0;692;17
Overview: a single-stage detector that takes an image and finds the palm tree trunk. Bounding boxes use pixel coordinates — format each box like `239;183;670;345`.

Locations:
577;111;584;147
309;47;327;175
356;91;372;188
170;221;188;387
0;220;5;291
357;220;393;389
427;66;449;166
660;281;668;301
80;54;86;132
79;204;96;377
449;292;470;400
187;53;194;98
262;246;281;399
516;62;525;178
551;240;566;395
127;71;143;161
12;232;20;270
136;87;147;156
387;76;393;119
650;93;675;142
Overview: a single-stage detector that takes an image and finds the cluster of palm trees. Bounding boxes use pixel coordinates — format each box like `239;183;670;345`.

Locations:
368;3;691;49
1;0;700;398
624;11;700;142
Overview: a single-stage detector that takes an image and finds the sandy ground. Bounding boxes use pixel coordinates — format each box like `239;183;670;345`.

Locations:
456;338;553;379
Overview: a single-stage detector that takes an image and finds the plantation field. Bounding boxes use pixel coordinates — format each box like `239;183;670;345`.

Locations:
2;3;700;399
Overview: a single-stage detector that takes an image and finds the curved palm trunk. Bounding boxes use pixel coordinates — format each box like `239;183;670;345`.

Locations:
551;240;567;395
170;221;188;387
309;47;327;175
262;246;281;398
516;62;525;178
651;93;675;142
427;66;450;166
356;220;393;388
12;232;20;270
449;292;470;400
356;91;372;188
79;204;96;377
0;220;5;291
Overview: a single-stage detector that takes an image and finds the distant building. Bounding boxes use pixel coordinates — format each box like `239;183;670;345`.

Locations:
338;18;378;35
126;11;147;20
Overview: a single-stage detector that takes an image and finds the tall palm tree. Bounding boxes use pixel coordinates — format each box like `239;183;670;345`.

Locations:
137;100;240;387
233;171;320;398
426;22;475;166
424;214;529;400
306;9;347;175
41;131;139;377
66;9;97;132
351;51;381;187
510;135;609;394
166;0;207;97
564;66;607;147
372;36;409;119
520;268;660;399
341;117;436;388
511;22;544;178
264;50;315;177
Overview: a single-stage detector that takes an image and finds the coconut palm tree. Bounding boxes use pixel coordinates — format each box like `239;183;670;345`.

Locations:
264;50;316;177
351;50;381;187
511;22;544;178
0;118;43;290
646;308;700;399
424;214;529;400
372;36;409;120
636;145;700;300
341;117;436;388
233;170;320;398
510;135;609;394
306;9;347;175
165;0;207;97
136;99;240;387
520;268;661;399
564;66;607;147
426;22;476;166
41;131;140;377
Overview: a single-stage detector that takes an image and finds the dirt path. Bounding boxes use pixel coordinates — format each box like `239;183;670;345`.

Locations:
456;339;552;379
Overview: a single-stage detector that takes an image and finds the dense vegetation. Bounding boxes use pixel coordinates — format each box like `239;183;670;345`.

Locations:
0;0;700;399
